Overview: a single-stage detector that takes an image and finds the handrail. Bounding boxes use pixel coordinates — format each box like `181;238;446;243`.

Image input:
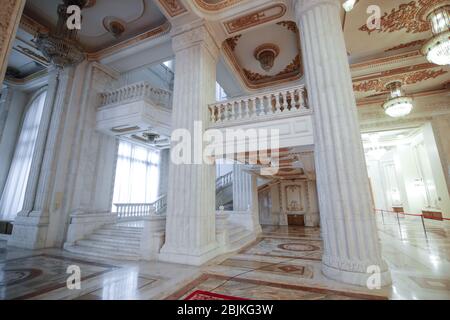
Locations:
99;81;172;108
115;194;167;220
208;84;309;126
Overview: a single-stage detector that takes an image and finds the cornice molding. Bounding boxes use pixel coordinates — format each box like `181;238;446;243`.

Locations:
86;21;171;61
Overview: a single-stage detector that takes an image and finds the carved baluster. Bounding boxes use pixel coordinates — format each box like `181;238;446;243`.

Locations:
274;93;281;114
217;104;223;122
209;106;215;123
280;91;287;112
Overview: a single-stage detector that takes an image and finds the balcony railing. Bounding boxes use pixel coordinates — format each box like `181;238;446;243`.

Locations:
216;172;233;190
115;194;167;220
99;82;172;109
208;85;309;126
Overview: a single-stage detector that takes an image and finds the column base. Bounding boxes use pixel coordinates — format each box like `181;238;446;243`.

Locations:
322;258;392;287
158;242;220;266
8;214;49;249
305;212;320;227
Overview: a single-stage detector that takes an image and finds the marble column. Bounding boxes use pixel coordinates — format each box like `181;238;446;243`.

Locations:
159;22;220;265
305;180;320;227
294;0;391;286
0;0;26;83
158;148;170;196
232;164;252;211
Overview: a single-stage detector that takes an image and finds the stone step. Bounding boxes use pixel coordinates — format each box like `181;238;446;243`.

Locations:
65;244;140;261
88;234;141;245
102;225;143;234
94;229;142;239
75;239;139;254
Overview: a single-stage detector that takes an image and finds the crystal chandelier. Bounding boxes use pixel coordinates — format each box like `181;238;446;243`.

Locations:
35;0;87;69
382;81;413;118
421;4;450;66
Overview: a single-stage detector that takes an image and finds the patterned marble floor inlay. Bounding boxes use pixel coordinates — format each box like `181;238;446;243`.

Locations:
239;237;323;261
166;274;386;300
0;254;118;299
1;218;449;300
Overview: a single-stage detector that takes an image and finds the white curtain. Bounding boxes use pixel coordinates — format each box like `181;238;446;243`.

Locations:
112;141;160;207
0;91;47;221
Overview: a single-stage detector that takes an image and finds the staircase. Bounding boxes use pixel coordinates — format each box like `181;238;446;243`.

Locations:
216;172;233;210
65;222;143;261
226;222;255;251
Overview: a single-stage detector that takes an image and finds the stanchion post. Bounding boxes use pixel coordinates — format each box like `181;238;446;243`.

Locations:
396;211;402;239
420;215;428;239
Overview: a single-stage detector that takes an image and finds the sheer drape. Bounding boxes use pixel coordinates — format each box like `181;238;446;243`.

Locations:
112;141;160;207
0;91;46;221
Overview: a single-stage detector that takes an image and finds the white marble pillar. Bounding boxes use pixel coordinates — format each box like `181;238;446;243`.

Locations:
158;148;170;196
232;164;252;211
305;180;320;227
159;22;220;265
250;175;262;234
294;0;391;286
0;0;26;83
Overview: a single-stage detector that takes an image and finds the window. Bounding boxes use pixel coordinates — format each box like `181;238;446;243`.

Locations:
0;90;46;221
112;141;160;207
216;82;228;102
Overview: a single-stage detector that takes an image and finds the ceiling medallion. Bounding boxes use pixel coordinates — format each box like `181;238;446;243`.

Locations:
35;0;87;69
254;44;280;72
382;81;414;118
421;3;450;65
103;17;126;38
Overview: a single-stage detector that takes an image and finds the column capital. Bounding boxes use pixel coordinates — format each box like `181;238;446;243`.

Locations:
171;21;220;60
293;0;340;17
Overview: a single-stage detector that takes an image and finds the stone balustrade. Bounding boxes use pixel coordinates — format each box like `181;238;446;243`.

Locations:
115;195;167;220
216;171;233;190
208;85;309;127
99;82;172;109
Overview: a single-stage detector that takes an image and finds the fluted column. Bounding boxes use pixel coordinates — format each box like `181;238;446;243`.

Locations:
158;148;170;196
0;0;25;83
306;180;320;227
159;22;220;265
232;164;252;211
294;0;390;286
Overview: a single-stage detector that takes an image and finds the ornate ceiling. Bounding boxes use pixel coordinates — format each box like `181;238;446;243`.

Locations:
223;20;302;89
24;0;168;52
344;0;450;104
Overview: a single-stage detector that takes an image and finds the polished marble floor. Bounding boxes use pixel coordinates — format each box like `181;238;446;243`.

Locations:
0;215;449;300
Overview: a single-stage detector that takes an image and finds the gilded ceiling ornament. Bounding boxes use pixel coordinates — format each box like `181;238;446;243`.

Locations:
276;21;299;33
353;68;448;92
223;4;286;34
193;0;243;11
384;39;427;52
359;0;435;34
225;35;241;51
158;0;187;17
243;54;301;82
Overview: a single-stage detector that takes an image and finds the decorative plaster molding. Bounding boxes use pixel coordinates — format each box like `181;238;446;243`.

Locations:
223;3;286;34
87;21;171;60
358;0;440;34
276;20;299;33
353;63;448;92
158;0;188;17
172;23;220;59
19;14;49;35
384;39;427;52
193;0;243;12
